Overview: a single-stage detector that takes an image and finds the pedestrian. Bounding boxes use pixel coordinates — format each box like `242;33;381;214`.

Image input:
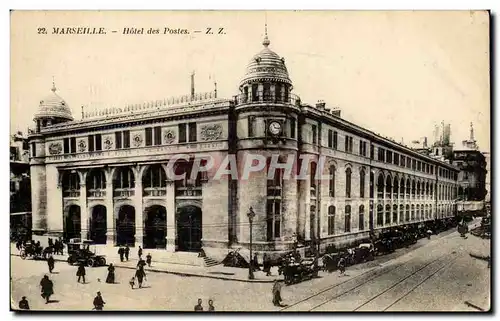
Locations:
18;296;30;310
137;258;146;268
134;266;146;288
93;291;106;311
106;263;115;284
129;276;136;289
138;246;143;259
208;299;215;312
253;253;260;271
39;275;54;304
48;238;53;248
338;257;346;275
194;298;203;311
146;253;152;267
47;255;55;273
272;280;283;307
263;253;272;276
118;247;124;262
77;262;86;284
124;245;130;261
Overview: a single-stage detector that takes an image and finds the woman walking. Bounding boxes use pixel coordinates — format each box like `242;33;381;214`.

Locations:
39;275;54;304
105;263;115;284
134;265;147;288
77;262;86;284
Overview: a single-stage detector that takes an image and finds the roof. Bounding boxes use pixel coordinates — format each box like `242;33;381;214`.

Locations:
34;83;74;121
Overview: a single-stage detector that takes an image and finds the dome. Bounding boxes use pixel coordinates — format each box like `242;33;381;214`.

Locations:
239;34;292;89
34;83;73;121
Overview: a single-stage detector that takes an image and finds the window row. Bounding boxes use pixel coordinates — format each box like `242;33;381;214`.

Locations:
376;204;434;226
377;146;438;175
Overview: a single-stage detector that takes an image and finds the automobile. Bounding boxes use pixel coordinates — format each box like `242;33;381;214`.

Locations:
66;239;106;267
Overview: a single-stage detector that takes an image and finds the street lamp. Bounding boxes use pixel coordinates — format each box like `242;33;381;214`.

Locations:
247;207;256;280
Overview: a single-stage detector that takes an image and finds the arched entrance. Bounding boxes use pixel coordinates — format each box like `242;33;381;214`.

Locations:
65;205;81;241
116;205;135;246
177;205;202;252
90;205;107;244
144;205;167;249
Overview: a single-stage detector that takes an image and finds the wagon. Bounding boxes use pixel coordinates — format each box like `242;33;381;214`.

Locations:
19;241;47;260
280;258;320;285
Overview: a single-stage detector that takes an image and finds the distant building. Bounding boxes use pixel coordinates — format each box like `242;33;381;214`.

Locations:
10;132;32;240
483;152;491;203
451;123;487;202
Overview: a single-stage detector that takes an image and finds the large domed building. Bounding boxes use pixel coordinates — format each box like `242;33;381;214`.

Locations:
28;31;459;264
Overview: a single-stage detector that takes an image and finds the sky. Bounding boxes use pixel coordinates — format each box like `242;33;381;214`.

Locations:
10;10;490;151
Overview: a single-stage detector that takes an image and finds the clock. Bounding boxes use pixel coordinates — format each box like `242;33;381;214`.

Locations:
268;121;282;136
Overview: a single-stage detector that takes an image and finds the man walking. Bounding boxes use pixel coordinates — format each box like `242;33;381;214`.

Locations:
138;246;143;259
272;280;283;307
93;292;106;311
39;275;54;304
124;245;130;261
338;256;346;276
146;253;152;267
47;255;55;273
77;262;86;284
18;296;30;310
194;298;203;311
118;247;124;262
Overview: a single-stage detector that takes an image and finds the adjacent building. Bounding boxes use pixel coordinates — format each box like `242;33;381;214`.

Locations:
10;132;32;239
28;32;459;259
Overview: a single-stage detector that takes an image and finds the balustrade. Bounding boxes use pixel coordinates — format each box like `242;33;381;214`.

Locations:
113;188;135;198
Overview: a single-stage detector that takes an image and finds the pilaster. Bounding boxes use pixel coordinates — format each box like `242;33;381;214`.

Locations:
105;169;114;245
79;182;88;240
134;180;144;247
166;180;176;252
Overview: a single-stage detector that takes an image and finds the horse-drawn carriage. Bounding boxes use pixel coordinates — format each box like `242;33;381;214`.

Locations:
322;243;374;272
279;257;320;285
67;239;107;267
19;241;52;260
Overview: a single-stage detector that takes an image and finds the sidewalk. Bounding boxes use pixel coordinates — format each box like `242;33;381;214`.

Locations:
9;243;278;283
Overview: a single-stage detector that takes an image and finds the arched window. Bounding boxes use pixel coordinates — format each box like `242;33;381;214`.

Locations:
310;205;316;240
385;204;391;225
416;181;421;199
369;171;375;198
385;175;392;199
411;180;416;199
377;174;384;199
400;178;405;199
359;169;365;198
405;204;410;222
62;171;80;197
416;204;420;220
393;177;399;199
143;165;166;188
359;205;365;231
399;204;404;223
377;204;384;226
411;204;415;221
310;162;317;198
87;169;106;198
328;206;335;235
345;168;352;198
114;167;135;189
345;205;351;233
329;165;335;197
393;204;398;224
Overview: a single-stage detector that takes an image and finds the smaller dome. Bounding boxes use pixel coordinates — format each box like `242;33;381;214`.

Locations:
34;82;73;121
239;34;292;89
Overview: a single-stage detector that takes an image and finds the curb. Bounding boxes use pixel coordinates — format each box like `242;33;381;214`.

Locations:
10;253;275;283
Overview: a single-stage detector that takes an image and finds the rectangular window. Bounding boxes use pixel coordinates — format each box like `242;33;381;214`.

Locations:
123;131;130;148
412;159;416;170
359;212;364;231
289;118;296;139
400;155;405;167
349;137;354;153
333;131;338;149
63;138;69;154
275;84;282;102
387;151;393;163
145;127;153;146
88;135;95;152
31;142;36;157
252;84;259;102
394;153;399;166
188;122;197;142
178;124;187;143
370;144;374;159
328;209;335;235
248;117;254;138
312;125;317;144
154;126;162;145
115;132;122;149
378;147;385;162
328;129;333;148
417;161;421;171
70;137;76;154
345;135;349;152
406;157;411;168
95;134;102;151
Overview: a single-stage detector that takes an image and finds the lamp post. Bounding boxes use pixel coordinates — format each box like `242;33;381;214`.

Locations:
247;207;255;280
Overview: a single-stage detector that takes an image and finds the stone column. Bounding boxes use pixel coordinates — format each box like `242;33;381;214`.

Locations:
105;169;114;245
134;180;144;248
79;182;89;240
165;180;176;252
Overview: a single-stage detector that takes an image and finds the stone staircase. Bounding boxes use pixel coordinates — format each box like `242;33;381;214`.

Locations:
203;256;220;267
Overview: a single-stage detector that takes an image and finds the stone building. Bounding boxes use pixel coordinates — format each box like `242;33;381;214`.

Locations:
28;32;459;259
10;132;31;239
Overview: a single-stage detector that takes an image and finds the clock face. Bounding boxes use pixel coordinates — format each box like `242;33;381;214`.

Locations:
269;121;282;135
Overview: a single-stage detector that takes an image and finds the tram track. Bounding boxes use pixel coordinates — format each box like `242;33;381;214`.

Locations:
281;231;465;312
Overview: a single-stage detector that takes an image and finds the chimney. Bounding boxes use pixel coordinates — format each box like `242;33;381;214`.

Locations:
423;137;428;148
190;71;195;100
316;100;326;109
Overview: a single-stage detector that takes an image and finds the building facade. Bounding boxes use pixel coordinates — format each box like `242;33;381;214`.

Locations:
28;33;459;259
10;132;32;240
